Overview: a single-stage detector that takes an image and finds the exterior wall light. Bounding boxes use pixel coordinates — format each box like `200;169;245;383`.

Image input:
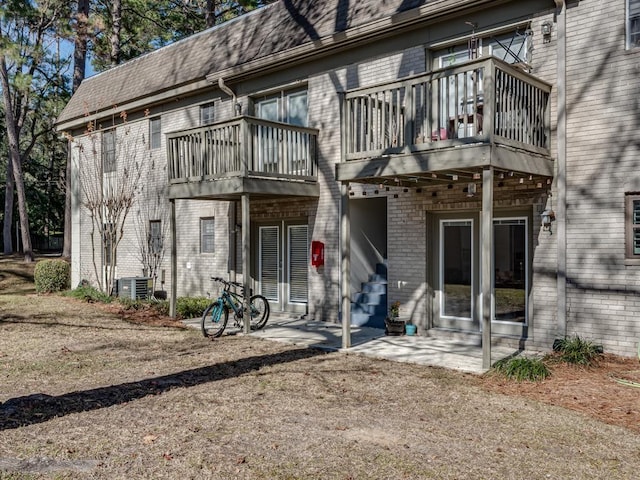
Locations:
540;209;556;233
541;21;552;43
466;183;476;197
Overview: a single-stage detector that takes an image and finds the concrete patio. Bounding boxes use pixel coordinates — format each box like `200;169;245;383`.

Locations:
189;314;521;374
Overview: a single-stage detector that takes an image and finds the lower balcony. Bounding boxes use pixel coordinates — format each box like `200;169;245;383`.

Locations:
336;56;554;186
167;116;319;200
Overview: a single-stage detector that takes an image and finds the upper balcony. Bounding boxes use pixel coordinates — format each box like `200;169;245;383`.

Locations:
336;56;554;186
167;116;319;200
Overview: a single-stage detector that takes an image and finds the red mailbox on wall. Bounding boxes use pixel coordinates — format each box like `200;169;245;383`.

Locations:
311;241;324;268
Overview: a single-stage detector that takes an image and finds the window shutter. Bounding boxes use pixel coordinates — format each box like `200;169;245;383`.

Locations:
288;225;308;303
260;226;279;301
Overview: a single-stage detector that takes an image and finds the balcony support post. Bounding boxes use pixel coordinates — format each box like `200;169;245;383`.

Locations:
169;198;177;318
340;182;351;349
481;166;493;370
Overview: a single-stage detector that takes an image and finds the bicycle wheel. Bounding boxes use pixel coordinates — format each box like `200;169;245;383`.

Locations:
201;300;228;338
248;295;270;330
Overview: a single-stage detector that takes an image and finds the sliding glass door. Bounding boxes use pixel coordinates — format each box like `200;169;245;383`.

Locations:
433;214;528;335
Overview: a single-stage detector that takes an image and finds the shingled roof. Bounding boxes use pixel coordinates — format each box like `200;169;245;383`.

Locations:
56;0;443;127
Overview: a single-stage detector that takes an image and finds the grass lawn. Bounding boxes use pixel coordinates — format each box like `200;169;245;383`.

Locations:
1;256;639;479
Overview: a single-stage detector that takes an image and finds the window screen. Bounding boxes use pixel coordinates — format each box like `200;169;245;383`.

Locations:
150;117;161;149
102;129;116;173
200;217;215;253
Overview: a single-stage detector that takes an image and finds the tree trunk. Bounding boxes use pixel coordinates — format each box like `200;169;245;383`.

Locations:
110;0;122;67
0;58;33;262
3;157;14;254
64;0;90;259
205;0;217;28
73;0;89;92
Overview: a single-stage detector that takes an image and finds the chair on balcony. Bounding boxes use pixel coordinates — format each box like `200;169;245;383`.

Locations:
456;94;484;137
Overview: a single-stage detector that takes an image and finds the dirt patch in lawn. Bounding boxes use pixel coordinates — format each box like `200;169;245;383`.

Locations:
1;255;639;479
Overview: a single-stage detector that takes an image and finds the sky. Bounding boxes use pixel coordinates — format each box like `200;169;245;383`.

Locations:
57;38;96;85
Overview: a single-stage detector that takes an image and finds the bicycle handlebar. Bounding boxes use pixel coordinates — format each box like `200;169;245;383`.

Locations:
210;277;244;291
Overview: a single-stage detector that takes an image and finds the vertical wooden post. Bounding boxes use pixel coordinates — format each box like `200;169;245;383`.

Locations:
242;193;251;334
403;81;414;151
482;167;493;370
169;199;177;318
482;59;494;140
341;182;351;349
240;118;249;175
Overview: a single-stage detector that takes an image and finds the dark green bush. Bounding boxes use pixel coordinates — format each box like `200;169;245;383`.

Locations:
63;284;112;303
34;259;70;293
492;356;551;382
553;335;603;366
176;296;210;319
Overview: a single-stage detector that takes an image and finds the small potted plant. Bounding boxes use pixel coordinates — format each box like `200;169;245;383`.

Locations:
389;301;400;319
385;301;405;336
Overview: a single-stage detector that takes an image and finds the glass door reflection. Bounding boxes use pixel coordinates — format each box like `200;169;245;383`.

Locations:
493;219;527;323
441;220;473;320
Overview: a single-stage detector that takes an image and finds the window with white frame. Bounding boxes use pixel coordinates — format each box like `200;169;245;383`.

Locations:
253;88;309;174
200;217;215;253
629;0;640;48
200;102;215;125
255;89;308;127
150;116;161;149
626;194;640;259
102;129;116;173
488;30;531;64
149;220;162;255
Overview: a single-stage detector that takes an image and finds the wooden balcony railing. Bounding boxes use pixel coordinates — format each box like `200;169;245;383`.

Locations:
343;56;551;161
167;116;318;184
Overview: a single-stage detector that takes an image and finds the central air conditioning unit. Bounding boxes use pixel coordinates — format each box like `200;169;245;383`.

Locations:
115;277;153;300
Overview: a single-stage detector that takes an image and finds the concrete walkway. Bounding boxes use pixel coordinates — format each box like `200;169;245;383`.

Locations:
190;314;519;374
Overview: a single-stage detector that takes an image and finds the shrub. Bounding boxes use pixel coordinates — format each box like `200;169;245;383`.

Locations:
151;300;170;316
117;297;146;310
34;259;70;293
492;356;551;382
553;335;603;366
176;296;210;319
63;285;112;303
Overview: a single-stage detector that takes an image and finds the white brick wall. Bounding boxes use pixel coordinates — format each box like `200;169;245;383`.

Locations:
69;1;640;357
560;0;640;356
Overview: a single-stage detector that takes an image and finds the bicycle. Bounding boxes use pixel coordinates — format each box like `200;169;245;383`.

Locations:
201;277;270;338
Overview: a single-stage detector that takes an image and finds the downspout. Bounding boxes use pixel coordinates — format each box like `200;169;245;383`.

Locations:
218;78;241;116
555;0;567;340
219;77;249;332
